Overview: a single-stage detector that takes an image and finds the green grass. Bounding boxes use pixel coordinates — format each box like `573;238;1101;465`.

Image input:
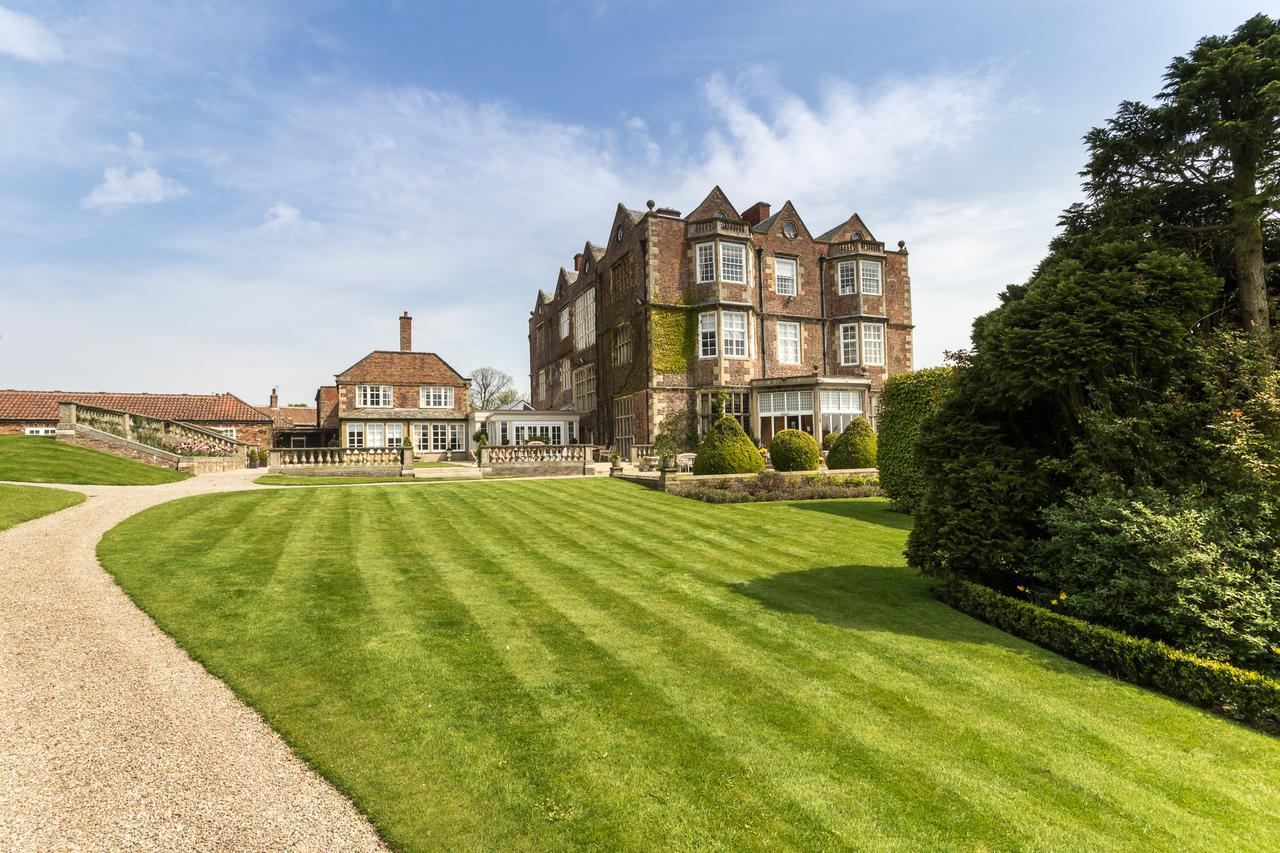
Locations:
0;483;85;530
97;480;1280;851
0;436;188;485
254;475;455;485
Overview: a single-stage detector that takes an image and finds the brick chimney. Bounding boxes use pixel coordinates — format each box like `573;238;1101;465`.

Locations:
741;201;771;226
399;311;412;351
573;253;584;272
269;387;278;408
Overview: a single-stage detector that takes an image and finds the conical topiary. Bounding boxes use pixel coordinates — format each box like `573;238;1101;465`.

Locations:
692;415;765;475
768;429;821;472
827;416;877;469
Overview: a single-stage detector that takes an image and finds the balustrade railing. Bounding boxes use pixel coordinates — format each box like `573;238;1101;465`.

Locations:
685;218;750;238
60;401;242;456
481;444;593;464
275;446;408;468
827;238;886;257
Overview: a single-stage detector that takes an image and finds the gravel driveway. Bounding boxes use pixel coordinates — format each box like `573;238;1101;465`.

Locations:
0;470;384;851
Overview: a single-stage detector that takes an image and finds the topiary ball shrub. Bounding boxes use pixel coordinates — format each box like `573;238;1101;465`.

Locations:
827;417;877;469
822;430;839;451
768;429;821;472
693;415;765;475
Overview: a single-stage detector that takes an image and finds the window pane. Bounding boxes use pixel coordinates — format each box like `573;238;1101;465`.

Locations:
840;323;859;365
720;243;746;283
860;261;883;295
699;312;717;358
862;323;885;365
723;311;747;357
838;262;857;295
777;322;800;364
696;243;715;283
775;258;796;295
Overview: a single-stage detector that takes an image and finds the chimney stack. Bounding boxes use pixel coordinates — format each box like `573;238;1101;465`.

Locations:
741;201;771;226
269;387;278;408
573;253;584;272
400;311;412;351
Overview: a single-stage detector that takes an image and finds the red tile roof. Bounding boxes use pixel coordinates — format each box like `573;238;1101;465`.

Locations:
0;390;271;423
335;351;467;385
253;405;318;429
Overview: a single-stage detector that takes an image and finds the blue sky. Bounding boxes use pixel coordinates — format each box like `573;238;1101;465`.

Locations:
0;1;1266;405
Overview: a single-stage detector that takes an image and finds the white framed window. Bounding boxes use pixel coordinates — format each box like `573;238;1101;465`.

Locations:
357;385;393;407
720;242;746;284
572;363;596;413
573;288;596;351
820;389;865;435
860;260;883;295
777;322;801;365
210;426;237;439
366;422;386;448
559;308;570;339
419;386;455;409
430;423;449;451
723;311;747;357
24;427;56;436
757;390;814;415
560;356;571;390
696;242;715;283
775;257;797;296
699;311;717;358
838;261;857;295
537;369;546;400
840;323;859;365
613;322;632;366
345;422;365;448
386;423;403;448
862;322;885;366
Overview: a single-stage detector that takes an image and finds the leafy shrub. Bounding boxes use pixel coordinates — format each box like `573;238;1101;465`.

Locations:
878;367;953;513
653;408;699;459
935;578;1280;732
826;417;877;469
769;429;820;472
671;471;880;504
822;431;839;450
693;415;764;475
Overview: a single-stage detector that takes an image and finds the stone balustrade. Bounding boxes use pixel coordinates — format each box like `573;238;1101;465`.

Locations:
269;446;414;477
54;401;248;472
478;444;595;477
685;218;750;238
827;238;886;257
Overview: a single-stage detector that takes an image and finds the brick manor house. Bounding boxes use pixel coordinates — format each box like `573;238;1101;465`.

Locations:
528;187;913;456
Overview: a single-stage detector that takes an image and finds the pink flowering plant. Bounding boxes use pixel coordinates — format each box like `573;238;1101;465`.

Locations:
167;439;234;457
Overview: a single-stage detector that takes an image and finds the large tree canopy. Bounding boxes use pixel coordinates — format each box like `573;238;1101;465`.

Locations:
1077;13;1279;340
469;367;521;410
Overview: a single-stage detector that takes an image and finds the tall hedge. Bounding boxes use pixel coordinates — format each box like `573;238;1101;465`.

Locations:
826;417;877;469
693;415;764;475
877;367;954;513
768;429;820;471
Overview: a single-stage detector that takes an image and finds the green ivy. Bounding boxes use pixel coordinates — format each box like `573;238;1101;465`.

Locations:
878;366;954;513
650;306;696;374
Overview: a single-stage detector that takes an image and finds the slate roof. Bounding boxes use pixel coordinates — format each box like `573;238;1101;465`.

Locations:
0;390;271;423
335;351;468;386
753;210;783;233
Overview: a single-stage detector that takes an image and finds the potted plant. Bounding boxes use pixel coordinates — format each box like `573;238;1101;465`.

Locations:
609;452;622;475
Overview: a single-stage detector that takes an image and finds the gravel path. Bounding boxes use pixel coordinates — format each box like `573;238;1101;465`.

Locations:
0;470;384;851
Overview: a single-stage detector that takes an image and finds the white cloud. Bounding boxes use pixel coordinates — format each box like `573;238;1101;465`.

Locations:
0;6;64;63
81;166;188;210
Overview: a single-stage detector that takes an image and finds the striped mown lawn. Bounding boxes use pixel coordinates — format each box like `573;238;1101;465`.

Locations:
0;435;188;485
0;483;85;530
98;479;1280;850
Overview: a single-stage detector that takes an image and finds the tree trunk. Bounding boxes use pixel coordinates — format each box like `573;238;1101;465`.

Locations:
1230;162;1271;341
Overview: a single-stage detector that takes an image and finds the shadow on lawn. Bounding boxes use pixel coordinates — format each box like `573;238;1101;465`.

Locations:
732;565;1088;674
783;499;914;531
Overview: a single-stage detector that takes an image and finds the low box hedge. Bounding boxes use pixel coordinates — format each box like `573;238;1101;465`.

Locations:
934;577;1280;733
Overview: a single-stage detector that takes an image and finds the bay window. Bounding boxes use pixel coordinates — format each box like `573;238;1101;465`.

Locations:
720;242;746;284
699;312;717;358
723;311;747;357
862;322;885;366
860;260;883;295
840;323;859;365
696;243;715;283
838;261;857;295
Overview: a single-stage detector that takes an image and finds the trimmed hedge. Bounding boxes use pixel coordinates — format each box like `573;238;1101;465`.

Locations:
935;578;1280;732
693;415;764;475
827;417;877;470
878;366;953;513
769;429;820;472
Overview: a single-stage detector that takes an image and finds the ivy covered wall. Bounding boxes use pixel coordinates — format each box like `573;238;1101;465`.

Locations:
649;306;696;374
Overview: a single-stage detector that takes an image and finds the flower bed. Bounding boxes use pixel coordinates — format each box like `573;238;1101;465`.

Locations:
168;440;235;457
668;471;881;504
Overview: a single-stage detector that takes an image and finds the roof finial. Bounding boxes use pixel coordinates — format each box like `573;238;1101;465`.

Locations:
646;199;655;211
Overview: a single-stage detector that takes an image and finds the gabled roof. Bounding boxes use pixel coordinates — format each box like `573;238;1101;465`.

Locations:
0;390;271;423
816;212;876;243
335;351;468;386
754;201;814;240
687;185;742;221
